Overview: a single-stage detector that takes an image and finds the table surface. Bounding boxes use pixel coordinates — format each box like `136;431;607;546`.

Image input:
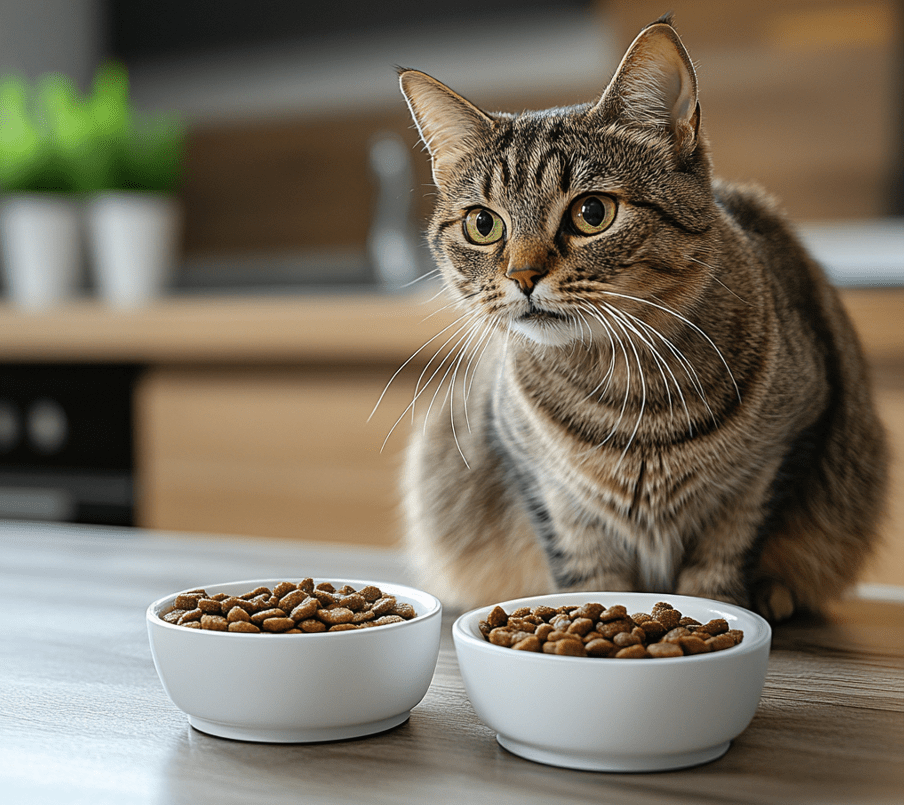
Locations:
2;522;902;805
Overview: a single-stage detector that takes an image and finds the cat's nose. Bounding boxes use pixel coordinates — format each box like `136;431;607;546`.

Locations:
506;266;546;294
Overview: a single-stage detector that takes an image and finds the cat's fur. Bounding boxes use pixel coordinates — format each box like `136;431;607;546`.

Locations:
396;16;888;620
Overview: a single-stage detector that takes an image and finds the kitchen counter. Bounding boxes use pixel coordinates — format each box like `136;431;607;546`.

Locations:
2;522;902;804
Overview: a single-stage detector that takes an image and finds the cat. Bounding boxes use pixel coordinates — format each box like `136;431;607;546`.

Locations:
394;15;889;621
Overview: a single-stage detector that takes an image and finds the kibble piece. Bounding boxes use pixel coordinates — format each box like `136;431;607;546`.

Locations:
181;621;201;629
339;593;367;612
200;614;228;631
567;617;594;637
391;602;416;620
242;586;271;599
273;581;297;598
278;589;310;612
226;606;251;623
299;618;327;633
697;618;729;636
532;605;557;621
679;616;701;627
663;626;692;642
162;609;186;624
535;623;554;641
553;639;587;657
358;585;382;602
615;644;648;659
372;615;405;626
371;596;397;617
706;633;736;652
316;607;354;625
228;620;260;633
655;608;682;630
298;578;315;595
313;589;338;607
640;620;667;641
174;593;204;610
315;582;336;593
197;598;223;614
177;608;202;624
647;642;683;658
289;597;320;622
599;605;628;622
512;635;541;652
596;618;634;638
337;585;356;596
727;629;744;645
585;638;616;657
351;609;376;624
251;607;287;624
613;631;642;648
329;623;360;632
678;636;711;655
262;617;295;633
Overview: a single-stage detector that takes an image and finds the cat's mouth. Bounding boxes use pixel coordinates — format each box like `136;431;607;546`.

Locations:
517;304;568;323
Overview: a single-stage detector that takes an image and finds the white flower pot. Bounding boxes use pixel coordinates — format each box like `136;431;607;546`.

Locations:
86;191;181;308
0;194;82;310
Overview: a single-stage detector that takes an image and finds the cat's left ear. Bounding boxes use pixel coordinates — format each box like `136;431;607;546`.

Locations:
591;18;699;158
399;69;493;188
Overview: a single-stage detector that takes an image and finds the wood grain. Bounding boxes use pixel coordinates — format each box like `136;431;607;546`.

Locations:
0;523;901;805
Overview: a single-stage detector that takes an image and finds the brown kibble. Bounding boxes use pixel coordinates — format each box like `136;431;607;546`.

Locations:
358;585;381;602
640;620;667;641
371;596;397;617
585;638;616;657
315;582;336;593
337;585;356;596
478;599;743;659
278;589;310;612
273;582;297;598
162;608;186;624
613;631;642;648
391;602;416;620
299;618;327;633
372;615;405;626
697;618;729;636
596;618;634;638
706;633;736;652
197;598;223;614
655;608;682;630
647;642;683;658
242;586;271;599
298;578;315;595
727;629;744;645
289;597;320;622
313;589;338;607
600;605;628;622
177;608;202;624
200;614;228;631
221;596;255;614
226;606;251;623
328;623;361;632
615;644;648;659
251;608;287;624
228;620;260;633
262;617;295;632
678;636;711;655
174;593;203;610
316;607;354;625
552;638;587;656
339;593;367;612
512;635;541;652
567;617;594;637
182;620;201;629
351;609;376;624
532;605;557;621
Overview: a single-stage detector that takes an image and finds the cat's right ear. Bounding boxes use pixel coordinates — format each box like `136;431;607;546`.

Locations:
398;69;493;188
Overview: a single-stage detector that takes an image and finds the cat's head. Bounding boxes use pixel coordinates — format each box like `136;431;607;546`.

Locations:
400;17;718;349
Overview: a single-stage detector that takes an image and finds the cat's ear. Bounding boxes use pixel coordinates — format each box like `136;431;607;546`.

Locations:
398;69;493;188
591;19;699;157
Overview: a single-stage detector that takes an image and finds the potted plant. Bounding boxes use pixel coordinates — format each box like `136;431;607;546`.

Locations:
0;74;83;309
81;63;186;308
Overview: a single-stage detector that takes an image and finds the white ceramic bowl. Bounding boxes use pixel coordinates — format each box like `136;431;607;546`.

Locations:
453;591;771;772
147;578;442;743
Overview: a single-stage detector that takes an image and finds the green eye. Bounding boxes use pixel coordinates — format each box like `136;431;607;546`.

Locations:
570;194;617;235
464;208;505;245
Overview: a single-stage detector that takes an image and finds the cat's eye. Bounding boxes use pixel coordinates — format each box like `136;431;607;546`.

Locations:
463;208;505;245
569;194;617;236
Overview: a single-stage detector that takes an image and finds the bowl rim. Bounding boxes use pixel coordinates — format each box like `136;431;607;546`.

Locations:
147;577;442;638
453;590;771;665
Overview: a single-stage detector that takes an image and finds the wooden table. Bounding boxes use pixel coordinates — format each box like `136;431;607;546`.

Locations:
2;523;902;804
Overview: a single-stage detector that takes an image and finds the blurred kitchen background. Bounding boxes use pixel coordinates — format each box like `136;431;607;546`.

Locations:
0;1;902;590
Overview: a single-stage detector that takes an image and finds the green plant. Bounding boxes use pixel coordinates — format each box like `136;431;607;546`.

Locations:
0;63;184;194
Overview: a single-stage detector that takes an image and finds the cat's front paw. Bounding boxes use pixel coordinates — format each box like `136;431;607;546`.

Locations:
675;567;749;609
750;577;796;622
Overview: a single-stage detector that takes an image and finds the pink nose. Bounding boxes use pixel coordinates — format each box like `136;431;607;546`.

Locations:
506;266;546;293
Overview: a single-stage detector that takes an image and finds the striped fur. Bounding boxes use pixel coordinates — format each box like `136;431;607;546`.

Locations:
397;18;888;620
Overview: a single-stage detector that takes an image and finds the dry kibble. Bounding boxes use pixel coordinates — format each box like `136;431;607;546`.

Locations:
228;620;260;633
160;581;418;634
480;600;743;659
200;614;228;631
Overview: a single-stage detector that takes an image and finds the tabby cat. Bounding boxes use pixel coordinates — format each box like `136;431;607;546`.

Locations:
395;16;888;621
